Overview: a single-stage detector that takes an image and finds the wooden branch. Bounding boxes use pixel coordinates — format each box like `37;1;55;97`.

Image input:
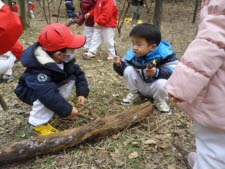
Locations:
0;102;153;166
0;94;8;111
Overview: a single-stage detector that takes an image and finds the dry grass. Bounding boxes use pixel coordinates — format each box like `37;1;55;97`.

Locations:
0;1;198;168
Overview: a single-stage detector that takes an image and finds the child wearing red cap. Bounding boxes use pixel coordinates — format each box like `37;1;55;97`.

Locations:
14;23;90;136
82;0;118;61
0;0;23;82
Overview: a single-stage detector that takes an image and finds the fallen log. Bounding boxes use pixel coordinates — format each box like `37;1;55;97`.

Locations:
0;102;153;166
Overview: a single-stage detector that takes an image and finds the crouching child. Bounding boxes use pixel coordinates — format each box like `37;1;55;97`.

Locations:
113;23;178;114
15;23;90;136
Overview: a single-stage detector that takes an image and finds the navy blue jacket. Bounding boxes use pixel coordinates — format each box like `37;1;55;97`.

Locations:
14;42;90;117
65;0;76;18
114;40;178;83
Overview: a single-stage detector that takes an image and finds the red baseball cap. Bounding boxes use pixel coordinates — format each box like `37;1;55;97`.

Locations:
38;23;86;52
0;4;23;55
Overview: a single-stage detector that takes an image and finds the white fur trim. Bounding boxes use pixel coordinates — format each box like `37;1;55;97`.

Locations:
35;46;55;65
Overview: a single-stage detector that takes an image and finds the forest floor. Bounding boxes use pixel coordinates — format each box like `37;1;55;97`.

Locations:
0;1;198;169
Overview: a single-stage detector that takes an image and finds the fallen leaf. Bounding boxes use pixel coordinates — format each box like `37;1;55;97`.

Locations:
128;151;139;159
143;139;157;145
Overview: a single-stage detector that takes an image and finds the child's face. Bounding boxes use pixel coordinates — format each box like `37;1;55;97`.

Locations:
131;36;156;57
53;48;75;63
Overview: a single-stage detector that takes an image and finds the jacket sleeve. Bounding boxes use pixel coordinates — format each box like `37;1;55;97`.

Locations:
77;2;91;26
73;64;90;97
96;0;115;26
26;74;72;117
113;61;127;76
166;0;225;103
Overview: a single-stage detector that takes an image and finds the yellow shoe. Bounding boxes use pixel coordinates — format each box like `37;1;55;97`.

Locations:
32;123;59;136
137;20;143;24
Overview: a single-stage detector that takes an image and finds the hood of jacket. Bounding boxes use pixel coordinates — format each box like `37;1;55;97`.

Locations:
21;42;76;73
125;40;174;61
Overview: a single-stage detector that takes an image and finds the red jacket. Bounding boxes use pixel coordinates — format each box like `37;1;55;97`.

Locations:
77;0;96;27
29;3;35;10
89;0;118;28
12;4;18;13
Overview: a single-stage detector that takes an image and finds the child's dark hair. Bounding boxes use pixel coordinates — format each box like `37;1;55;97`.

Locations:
129;23;161;46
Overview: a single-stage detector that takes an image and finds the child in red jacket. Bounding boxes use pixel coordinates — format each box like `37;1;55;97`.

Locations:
28;1;35;18
82;0;118;61
76;0;96;53
12;2;18;13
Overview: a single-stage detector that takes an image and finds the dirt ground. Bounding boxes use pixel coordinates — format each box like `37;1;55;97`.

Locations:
0;0;198;168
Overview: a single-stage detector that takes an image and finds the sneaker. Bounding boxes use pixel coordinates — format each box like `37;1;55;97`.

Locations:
106;56;114;61
155;102;171;114
188;152;197;168
121;92;140;106
0;75;13;83
31;123;59;136
82;52;96;60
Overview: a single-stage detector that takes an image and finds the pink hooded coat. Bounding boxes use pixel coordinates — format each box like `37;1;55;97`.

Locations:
166;0;225;131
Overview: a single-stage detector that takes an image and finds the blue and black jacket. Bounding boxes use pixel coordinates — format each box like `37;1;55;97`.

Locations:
114;40;178;83
65;0;76;18
14;42;90;117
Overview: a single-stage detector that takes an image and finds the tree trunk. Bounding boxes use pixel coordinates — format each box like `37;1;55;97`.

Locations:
117;0;130;35
0;102;153;166
153;0;163;28
56;0;63;22
19;0;30;29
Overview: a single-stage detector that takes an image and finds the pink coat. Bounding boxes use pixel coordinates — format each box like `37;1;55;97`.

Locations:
166;0;225;131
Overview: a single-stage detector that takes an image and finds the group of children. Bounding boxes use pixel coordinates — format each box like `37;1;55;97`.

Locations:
1;0;225;168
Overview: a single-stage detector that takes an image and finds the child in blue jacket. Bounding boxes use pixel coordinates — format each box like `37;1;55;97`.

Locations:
113;23;178;114
15;23;90;136
65;0;77;24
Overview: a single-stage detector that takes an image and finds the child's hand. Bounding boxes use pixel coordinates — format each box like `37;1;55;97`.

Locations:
85;13;90;19
168;93;184;103
114;56;122;66
77;96;86;106
94;23;100;29
67;107;79;119
146;67;156;78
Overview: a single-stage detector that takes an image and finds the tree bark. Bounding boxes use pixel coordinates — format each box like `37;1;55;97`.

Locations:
19;0;30;30
153;0;163;28
0;102;153;166
117;0;130;35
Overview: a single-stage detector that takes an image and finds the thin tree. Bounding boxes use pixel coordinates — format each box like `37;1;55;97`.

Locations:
19;0;30;29
57;0;63;22
153;0;163;28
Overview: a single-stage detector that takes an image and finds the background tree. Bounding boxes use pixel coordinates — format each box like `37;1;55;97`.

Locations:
19;0;30;29
153;0;163;28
